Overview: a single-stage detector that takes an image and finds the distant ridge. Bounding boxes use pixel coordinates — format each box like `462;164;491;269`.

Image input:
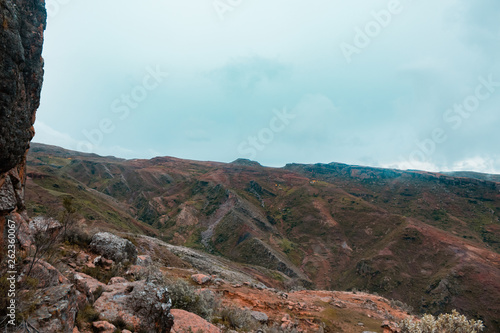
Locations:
30;142;500;183
30;142;124;161
443;171;500;183
230;158;262;167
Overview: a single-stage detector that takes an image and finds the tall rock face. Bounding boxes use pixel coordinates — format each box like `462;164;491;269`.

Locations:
0;0;46;245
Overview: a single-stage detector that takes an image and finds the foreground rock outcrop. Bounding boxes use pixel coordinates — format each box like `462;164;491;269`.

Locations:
27;284;79;332
0;0;47;248
0;0;46;175
0;0;48;330
93;277;174;332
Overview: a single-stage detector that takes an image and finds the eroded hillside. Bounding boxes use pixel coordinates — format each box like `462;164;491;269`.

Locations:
25;143;500;332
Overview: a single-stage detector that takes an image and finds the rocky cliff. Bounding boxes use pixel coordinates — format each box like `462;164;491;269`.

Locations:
0;0;46;247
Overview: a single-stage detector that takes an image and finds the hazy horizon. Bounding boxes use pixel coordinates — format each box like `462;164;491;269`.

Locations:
34;0;500;173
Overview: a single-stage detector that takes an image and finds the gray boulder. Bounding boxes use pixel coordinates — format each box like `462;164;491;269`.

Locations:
90;232;137;263
251;311;269;323
94;279;173;332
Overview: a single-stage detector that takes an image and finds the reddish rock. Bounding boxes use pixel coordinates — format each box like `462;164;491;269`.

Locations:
191;274;211;285
76;252;90;265
125;264;147;278
21;259;69;288
73;272;107;301
171;309;221;333
94;255;114;267
108;276;128;285
27;284;78;333
9;212;34;250
85;261;96;269
382;320;401;333
136;254;153;266
92;321;116;333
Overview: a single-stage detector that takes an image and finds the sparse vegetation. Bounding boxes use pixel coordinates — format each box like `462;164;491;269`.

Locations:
390;299;414;314
398;310;484;333
76;304;100;328
92;285;104;302
64;224;93;248
111;316;134;331
82;263;122;284
168;279;219;320
213;306;257;331
61;196;77;238
25;220;61;277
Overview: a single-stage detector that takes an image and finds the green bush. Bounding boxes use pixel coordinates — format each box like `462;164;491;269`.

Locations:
398;310;484;333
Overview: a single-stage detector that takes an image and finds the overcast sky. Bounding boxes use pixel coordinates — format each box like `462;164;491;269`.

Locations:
34;0;500;173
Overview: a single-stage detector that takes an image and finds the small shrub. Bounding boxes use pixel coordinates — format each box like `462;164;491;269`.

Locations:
398;310;484;333
76;304;100;328
390;299;414;314
92;286;104;302
82;263;120;284
111;316;134;331
169;279;219;320
65;225;93;248
214;306;256;331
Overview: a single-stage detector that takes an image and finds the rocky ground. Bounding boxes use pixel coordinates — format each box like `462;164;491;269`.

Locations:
14;216;409;333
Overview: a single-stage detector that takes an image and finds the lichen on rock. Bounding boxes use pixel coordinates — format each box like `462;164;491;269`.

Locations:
90;232;138;263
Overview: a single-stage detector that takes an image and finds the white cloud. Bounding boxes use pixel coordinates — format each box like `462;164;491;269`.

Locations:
450;156;500;174
33;121;79;149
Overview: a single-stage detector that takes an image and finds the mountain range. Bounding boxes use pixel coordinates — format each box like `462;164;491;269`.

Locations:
25;143;500;332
